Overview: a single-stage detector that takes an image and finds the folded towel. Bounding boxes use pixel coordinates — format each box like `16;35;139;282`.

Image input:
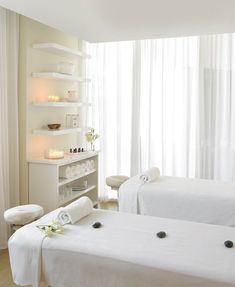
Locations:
59;166;72;179
139;167;160;183
71;165;77;177
90;160;95;169
57;196;93;225
75;164;81;175
81;163;86;173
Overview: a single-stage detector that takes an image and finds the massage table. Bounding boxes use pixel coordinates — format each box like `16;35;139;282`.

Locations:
119;175;235;226
8;207;235;287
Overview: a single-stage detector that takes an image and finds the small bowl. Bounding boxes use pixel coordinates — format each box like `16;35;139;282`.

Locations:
48;124;61;130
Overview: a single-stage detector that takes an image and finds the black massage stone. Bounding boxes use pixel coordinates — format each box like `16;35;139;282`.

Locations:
156;231;167;238
224;240;233;248
92;222;102;229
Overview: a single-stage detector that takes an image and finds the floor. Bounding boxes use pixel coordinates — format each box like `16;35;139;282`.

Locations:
0;201;118;287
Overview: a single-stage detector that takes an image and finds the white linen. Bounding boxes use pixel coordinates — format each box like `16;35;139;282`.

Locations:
57;196;93;225
9;208;235;287
56;210;70;226
59;166;71;179
139;167;161;182
8;208;60;287
119;175;235;226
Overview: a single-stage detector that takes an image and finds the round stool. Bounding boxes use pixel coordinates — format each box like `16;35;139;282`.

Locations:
106;175;129;200
4;204;44;231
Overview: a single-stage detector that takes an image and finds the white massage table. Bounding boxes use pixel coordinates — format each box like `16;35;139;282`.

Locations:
119;175;235;226
8;208;235;287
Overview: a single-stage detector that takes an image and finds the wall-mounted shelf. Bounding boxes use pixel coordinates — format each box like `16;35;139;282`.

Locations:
32;102;91;108
31;72;90;82
33;127;82;136
59;169;96;186
32;43;91;59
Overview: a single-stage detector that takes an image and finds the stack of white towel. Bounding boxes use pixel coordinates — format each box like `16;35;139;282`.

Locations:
59;160;96;179
57;196;93;225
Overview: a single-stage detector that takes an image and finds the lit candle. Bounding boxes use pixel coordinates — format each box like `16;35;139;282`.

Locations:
48;95;60;102
45;149;64;159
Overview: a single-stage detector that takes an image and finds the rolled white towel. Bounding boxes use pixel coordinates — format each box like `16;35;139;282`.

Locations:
86;160;91;171
90;160;95;169
81;163;86;173
59;166;72;179
57;196;93;225
76;164;81;175
71;165;77;177
139;167;160;183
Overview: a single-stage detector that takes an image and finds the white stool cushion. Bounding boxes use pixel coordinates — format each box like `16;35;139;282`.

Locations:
4;204;44;225
106;175;129;189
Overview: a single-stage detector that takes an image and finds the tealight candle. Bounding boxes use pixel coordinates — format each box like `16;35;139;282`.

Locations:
45;149;64;160
48;95;60;102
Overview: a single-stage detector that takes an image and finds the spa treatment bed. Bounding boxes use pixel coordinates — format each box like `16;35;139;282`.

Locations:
8;199;235;287
119;170;235;226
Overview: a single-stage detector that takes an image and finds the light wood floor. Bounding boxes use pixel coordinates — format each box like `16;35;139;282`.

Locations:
0;201;118;287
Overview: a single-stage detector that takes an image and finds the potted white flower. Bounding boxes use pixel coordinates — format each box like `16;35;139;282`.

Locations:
85;128;100;151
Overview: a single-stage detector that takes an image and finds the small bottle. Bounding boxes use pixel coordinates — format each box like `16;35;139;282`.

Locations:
81;148;84;152
70;148;73;153
78;148;81;152
73;148;77;153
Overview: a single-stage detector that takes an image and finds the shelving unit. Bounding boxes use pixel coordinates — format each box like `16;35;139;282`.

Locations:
33;127;82;136
28;41;98;210
32;43;91;59
29;153;99;213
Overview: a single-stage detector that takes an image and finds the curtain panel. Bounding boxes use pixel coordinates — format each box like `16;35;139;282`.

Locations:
86;34;235;200
0;7;19;249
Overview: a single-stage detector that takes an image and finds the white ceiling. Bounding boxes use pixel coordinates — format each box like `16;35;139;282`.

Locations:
0;0;235;42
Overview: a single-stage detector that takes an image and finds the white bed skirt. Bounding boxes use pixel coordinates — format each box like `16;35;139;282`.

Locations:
119;175;235;226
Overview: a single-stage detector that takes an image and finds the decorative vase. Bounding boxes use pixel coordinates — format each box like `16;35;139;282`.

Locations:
90;142;95;152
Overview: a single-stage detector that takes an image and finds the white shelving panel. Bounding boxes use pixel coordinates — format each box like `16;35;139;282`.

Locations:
33;102;91;107
33;127;82;136
32;43;91;59
29;153;99;213
31;72;90;82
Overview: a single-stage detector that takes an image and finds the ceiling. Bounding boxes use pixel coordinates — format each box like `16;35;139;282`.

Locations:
0;0;235;42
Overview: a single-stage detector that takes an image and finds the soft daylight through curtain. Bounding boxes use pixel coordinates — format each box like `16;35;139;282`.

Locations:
86;34;235;200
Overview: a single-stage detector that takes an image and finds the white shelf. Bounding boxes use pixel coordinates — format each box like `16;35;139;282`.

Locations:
33;127;82;136
32;102;91;108
32;43;91;59
59;185;96;206
28;151;99;166
31;72;90;82
59;169;96;186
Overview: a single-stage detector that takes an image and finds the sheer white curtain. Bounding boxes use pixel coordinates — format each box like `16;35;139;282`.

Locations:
86;34;235;200
86;42;134;200
0;7;19;249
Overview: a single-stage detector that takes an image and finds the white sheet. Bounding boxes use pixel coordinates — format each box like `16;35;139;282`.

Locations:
119;176;235;226
8;208;61;287
8;208;235;287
